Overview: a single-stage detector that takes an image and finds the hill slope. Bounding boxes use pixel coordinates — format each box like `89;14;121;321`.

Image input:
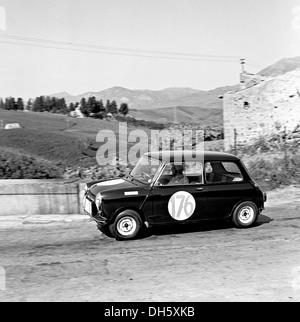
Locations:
51;85;238;110
258;56;300;77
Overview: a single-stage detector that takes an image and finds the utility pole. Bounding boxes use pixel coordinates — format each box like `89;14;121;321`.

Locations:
240;58;246;73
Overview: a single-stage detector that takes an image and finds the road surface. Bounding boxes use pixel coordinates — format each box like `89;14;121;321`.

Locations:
0;186;300;302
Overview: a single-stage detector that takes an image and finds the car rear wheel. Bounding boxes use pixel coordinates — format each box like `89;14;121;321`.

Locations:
109;210;142;240
232;201;258;228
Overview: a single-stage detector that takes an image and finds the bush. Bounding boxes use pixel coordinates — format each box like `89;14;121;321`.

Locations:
0;149;63;179
115;115;166;130
246;155;300;191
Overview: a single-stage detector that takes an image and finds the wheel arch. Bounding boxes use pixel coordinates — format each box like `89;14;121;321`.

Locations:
229;198;260;219
110;206;146;226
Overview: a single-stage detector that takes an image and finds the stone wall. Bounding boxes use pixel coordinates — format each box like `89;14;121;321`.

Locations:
223;69;300;151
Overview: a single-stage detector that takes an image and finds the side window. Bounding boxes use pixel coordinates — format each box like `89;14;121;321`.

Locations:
185;162;204;184
157;163;190;186
205;161;243;184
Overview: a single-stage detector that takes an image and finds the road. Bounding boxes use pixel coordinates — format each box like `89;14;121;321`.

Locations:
0;186;300;302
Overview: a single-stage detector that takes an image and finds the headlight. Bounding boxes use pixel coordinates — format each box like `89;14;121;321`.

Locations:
95;193;103;210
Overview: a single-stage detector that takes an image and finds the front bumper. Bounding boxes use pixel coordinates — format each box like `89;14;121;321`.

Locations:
83;192;109;225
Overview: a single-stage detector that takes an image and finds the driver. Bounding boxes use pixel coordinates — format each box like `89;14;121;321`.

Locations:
168;164;189;185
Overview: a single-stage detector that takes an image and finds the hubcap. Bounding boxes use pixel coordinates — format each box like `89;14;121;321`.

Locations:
238;206;255;224
117;216;137;236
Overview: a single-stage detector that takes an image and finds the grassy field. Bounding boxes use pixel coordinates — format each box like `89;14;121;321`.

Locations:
0;110;153;166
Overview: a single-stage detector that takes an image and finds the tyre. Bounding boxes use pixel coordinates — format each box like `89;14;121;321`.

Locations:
97;224;114;238
232;201;258;228
109;210;142;240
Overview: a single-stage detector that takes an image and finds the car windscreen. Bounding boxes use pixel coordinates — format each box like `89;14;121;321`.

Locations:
130;156;161;184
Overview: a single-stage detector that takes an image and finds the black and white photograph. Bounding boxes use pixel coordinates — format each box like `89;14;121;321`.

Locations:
0;0;300;305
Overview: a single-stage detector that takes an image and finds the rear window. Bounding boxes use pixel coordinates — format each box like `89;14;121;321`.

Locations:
222;162;241;174
205;161;243;184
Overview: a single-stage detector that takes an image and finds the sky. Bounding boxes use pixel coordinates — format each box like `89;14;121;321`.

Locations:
0;0;300;99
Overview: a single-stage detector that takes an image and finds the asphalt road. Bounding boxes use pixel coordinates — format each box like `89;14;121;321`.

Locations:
0;186;300;302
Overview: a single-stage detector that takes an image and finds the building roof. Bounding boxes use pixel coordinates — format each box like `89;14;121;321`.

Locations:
144;150;239;163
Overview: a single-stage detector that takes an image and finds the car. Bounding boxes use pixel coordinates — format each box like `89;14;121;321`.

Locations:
82;150;267;240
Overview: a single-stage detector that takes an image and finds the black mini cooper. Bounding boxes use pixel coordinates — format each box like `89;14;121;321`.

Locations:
83;151;267;240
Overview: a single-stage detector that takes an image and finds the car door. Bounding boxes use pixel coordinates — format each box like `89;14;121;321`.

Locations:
145;162;209;225
204;161;254;219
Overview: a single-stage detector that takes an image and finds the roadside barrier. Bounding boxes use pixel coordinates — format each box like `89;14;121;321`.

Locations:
0;180;87;216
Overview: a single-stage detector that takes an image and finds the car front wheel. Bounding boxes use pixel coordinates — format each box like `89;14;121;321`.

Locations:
109;210;142;240
232;201;258;228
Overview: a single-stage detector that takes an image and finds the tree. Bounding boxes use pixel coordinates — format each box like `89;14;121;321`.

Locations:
57;98;67;114
80;98;88;116
0;98;4;110
105;100;111;112
68;102;76;113
32;96;44;112
98;100;105;112
107;100;118;115
6;97;16;110
16;98;24;111
119;103;129;116
26;99;33;111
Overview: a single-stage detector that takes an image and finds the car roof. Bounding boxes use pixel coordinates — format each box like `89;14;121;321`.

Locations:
144;150;240;163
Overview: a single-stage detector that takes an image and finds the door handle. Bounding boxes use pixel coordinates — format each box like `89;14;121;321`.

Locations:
196;187;204;191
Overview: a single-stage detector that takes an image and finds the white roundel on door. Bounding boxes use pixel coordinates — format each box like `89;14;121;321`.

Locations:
168;191;196;221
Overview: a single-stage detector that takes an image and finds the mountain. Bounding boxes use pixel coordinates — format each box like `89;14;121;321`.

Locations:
258;56;300;77
51;85;238;111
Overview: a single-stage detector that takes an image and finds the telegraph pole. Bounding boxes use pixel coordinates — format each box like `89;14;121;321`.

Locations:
240;58;246;73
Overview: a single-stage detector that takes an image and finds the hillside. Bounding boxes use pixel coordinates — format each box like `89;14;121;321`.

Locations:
129;106;223;127
258;56;300;77
0;110;152;167
51;85;238;111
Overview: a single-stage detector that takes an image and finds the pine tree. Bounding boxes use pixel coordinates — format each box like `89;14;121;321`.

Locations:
107;100;118;114
80;98;88;116
9;97;16;110
0;98;4;110
105;100;111;113
26;99;33;111
32;96;44;112
119;103;129;116
58;98;67;114
98;100;105;112
17;98;24;111
69;102;76;112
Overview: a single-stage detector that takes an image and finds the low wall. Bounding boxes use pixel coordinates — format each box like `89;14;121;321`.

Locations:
0;180;87;216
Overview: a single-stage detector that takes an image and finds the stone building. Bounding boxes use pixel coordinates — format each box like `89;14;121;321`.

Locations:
223;69;300;151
